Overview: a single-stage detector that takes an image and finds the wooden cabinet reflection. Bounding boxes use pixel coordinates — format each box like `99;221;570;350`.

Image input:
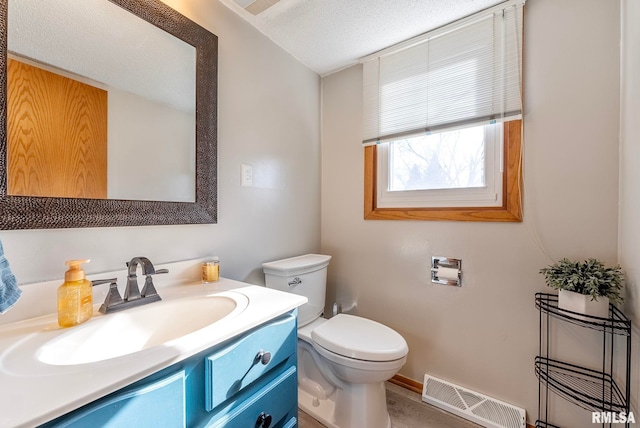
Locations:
7;59;108;199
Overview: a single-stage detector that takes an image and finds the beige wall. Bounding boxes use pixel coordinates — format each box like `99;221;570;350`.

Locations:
619;0;640;416
1;0;321;286
320;0;620;424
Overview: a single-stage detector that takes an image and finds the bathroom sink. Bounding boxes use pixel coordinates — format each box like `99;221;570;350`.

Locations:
37;294;247;365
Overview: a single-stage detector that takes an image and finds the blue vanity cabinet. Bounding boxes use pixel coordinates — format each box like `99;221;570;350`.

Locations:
41;310;298;428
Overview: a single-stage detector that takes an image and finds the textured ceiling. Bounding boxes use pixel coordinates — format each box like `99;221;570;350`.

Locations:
218;0;507;76
9;0;195;112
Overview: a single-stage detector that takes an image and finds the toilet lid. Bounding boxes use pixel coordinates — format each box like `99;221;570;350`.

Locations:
311;314;408;362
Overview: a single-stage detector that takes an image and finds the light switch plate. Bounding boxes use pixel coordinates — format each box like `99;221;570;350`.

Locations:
241;164;253;187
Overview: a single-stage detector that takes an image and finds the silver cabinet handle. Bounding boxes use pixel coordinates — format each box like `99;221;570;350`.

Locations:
255;412;272;428
255;351;271;365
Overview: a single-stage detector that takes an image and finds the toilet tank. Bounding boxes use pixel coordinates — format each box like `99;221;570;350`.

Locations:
262;254;331;327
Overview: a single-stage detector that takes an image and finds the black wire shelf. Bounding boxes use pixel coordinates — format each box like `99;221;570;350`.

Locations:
535;356;627;413
536;292;632;427
535;293;631;336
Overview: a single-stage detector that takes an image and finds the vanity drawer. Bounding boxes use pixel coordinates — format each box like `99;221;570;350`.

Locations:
205;311;296;411
209;365;297;428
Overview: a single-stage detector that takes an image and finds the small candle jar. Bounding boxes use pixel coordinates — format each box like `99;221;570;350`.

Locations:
202;258;220;283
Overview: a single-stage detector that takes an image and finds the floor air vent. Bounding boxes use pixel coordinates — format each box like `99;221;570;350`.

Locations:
422;374;526;428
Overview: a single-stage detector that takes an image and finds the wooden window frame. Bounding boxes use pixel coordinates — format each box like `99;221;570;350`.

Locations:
364;120;522;222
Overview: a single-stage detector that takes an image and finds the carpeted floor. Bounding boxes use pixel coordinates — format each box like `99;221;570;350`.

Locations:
299;381;481;428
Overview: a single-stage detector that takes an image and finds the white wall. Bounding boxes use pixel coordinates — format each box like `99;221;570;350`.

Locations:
1;0;321;287
320;0;620;424
619;0;640;416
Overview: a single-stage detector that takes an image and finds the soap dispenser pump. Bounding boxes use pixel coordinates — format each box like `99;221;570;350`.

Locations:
58;259;93;328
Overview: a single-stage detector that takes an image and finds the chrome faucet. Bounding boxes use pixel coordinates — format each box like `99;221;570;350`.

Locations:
92;257;168;314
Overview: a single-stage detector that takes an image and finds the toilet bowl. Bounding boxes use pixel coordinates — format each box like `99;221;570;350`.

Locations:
262;254;408;428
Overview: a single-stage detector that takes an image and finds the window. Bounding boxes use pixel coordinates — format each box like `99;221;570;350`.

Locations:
365;120;521;221
361;0;524;222
378;123;501;208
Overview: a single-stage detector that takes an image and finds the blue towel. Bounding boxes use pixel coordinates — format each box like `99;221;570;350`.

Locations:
0;240;21;314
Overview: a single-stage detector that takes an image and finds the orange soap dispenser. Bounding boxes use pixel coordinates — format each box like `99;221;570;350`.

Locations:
57;259;93;328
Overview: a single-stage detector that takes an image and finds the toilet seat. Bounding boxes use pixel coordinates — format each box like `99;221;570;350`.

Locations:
311;339;407;372
310;314;408;362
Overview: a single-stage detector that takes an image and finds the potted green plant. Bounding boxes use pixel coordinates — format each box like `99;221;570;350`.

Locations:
539;258;624;319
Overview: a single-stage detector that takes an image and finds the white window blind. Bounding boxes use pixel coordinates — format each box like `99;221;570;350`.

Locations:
361;0;524;146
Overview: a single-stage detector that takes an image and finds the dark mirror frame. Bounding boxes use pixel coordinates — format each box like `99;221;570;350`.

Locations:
0;0;217;229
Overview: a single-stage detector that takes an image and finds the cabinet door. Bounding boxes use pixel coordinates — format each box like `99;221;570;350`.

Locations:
46;371;186;428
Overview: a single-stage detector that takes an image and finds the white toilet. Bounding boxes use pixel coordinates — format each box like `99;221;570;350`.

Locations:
262;254;408;428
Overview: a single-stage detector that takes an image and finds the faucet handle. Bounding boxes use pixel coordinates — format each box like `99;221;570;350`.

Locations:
92;278;123;314
141;276;159;299
140;268;168;299
92;278;117;287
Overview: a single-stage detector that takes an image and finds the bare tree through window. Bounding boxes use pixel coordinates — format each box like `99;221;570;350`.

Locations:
389;125;486;191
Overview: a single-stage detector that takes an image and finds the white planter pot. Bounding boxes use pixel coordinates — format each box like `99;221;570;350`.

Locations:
558;289;609;319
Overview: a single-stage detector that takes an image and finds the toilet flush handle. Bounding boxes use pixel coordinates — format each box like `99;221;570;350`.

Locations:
288;277;302;287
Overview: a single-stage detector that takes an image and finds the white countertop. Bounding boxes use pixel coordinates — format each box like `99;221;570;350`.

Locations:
0;277;306;427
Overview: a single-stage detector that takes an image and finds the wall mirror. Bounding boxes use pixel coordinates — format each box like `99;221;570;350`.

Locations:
0;0;218;229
